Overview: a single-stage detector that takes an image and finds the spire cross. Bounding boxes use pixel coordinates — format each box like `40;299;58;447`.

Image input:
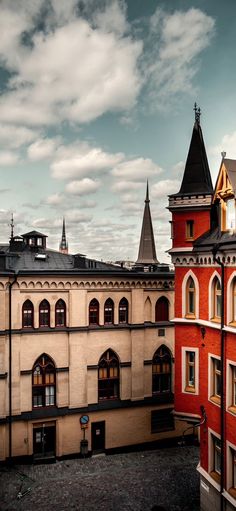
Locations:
194;102;201;124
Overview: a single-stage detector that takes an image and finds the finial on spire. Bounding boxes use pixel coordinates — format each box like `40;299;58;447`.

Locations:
194;102;201;125
10;213;14;241
221;151;226;160
145;180;150;202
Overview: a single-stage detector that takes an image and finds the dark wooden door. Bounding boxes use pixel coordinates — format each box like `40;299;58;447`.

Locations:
33;425;55;459
91;421;105;452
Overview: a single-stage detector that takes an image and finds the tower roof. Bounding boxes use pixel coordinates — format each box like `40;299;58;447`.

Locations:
59;217;68;253
174;104;213;197
136;182;158;264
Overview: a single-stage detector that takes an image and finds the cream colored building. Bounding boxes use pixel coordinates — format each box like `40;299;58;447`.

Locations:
0;192;184;462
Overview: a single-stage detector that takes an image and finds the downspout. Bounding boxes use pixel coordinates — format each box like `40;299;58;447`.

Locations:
8;273;17;463
212;249;225;511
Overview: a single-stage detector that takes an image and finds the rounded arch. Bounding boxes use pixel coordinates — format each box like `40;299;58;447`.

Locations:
32;353;56;408
22;299;34;328
155;296;169;322
208;271;221;321
182;270;199;319
98;349;120;401
152;345;172;395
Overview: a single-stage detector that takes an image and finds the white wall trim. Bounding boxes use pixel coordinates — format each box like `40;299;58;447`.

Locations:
182;270;199;319
181;346;199;394
173;317;221;330
197;463;221;492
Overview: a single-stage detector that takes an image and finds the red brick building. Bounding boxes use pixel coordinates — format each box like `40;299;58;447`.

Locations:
169;106;236;511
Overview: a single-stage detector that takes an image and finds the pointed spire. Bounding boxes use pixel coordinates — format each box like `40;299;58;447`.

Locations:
10;213;14;241
136;182;158;264
59;217;68;254
176;104;213;196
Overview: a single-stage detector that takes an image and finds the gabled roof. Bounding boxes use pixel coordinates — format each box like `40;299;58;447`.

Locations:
172;114;213;197
21;230;48;238
136;182;158;264
222;158;236;193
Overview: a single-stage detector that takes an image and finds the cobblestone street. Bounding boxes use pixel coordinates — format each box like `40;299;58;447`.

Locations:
0;445;200;511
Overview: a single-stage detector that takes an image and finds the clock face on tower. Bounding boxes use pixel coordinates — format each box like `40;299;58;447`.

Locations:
80;415;89;425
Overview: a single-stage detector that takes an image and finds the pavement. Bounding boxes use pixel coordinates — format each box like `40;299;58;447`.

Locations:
0;445;200;511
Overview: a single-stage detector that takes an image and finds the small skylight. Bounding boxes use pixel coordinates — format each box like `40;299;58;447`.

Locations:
35;253;47;260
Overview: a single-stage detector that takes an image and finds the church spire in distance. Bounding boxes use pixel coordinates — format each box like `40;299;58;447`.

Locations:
59;217;68;254
136;181;158;265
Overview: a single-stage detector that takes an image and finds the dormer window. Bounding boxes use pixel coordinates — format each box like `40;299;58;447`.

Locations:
186;220;194;240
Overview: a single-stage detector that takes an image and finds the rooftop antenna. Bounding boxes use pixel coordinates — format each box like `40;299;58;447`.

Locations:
10;213;14;241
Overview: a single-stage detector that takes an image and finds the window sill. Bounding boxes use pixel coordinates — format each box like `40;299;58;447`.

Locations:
228;405;236;415
210;471;221;484
229;321;236;328
184;386;196;393
228;488;236;499
210;395;221;406
210;317;221;324
185;314;196;320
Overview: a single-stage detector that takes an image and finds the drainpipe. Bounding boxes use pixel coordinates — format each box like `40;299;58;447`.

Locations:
8;273;17;463
212;247;225;511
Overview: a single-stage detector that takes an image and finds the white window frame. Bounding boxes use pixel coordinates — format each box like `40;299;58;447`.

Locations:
227;271;236;325
208;427;221;486
182;347;199;394
208;271;221;322
182;270;199;319
226;359;236;415
208;353;221;407
226;440;236;499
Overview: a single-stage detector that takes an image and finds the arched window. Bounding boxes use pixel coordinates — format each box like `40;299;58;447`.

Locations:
152;345;172;394
232;278;236;323
98;349;119;400
104;298;114;325
186;276;195;316
212;277;221;320
119;298;128;324
89;299;99;325
22;300;34;328
39;299;50;327
32;354;56;408
155;297;169;322
55;299;66;327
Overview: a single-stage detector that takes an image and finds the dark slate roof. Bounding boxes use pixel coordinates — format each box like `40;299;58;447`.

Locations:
136;182;158;264
193;227;236;253
21;230;48;238
223;158;236;193
171;120;213;197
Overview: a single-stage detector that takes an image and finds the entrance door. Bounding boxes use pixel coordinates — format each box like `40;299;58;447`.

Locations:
33;424;56;459
91;421;105;453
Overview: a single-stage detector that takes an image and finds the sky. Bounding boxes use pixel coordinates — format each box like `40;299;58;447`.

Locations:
0;0;236;263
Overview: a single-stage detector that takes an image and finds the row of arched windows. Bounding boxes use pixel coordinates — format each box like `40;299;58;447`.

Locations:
22;296;170;328
185;274;222;320
32;346;172;407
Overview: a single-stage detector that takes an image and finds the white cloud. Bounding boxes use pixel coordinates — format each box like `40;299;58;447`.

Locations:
0;151;19;166
27;138;59;161
146;8;215;107
111;180;143;193
209;132;236;160
92;1;128;36
152;179;180;198
0;124;39;149
66;178;100;196
51;144;124;180
111;158;163;181
0;3;142;126
45;193;64;206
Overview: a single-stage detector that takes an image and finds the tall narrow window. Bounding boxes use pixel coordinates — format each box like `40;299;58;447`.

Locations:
155;297;169;322
32;354;56;408
22;300;34;328
186;220;194;239
152;346;171;394
229;448;236;497
186;277;195;316
39;299;50;327
212;436;221;480
55;299;66;327
89;299;99;325
212;277;221;320
229;365;236;413
226;198;235;230
232;279;236;323
104;298;114;325
119;298;128;324
211;357;221;404
185;351;195;392
98;349;119;400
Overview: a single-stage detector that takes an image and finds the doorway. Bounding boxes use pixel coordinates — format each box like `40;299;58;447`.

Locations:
33;423;56;460
91;421;105;453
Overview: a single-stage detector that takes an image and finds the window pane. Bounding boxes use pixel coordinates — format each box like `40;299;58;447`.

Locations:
45;386;55;406
226;199;235;229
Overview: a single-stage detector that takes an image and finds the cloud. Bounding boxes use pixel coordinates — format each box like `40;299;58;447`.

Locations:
111;180;143;193
27;138;59;161
145;8;215;108
0;123;39;149
45;193;64;206
66;178;100;195
152;179;180;198
209;131;236;160
0;2;142;127
51;144;123;180
0;151;19;166
112;158;162;181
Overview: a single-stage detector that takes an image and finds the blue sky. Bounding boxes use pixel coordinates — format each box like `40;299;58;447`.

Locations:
0;0;236;263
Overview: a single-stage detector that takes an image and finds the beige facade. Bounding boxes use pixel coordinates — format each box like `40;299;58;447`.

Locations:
0;269;187;462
